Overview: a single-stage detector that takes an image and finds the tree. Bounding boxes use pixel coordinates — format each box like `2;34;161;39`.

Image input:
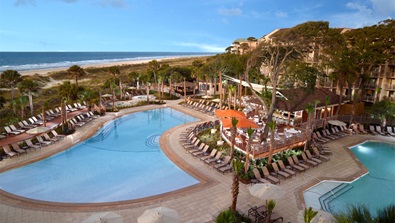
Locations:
148;60;160;88
230;117;238;159
58;81;79;102
67;65;86;88
18;79;39;117
304;103;315;151
267;120;276;165
245;127;254;172
266;199;276;223
108;66;122;100
17;96;28;119
368;100;395;128
323;95;330;129
230;158;243;211
1;69;22;116
302;207;318;223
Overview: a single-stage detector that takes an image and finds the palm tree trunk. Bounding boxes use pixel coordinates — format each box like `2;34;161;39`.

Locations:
219;72;222;109
231;173;239;211
29;92;34;117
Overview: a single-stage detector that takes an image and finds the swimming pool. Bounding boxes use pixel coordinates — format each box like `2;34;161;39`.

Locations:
0;108;199;203
304;141;395;214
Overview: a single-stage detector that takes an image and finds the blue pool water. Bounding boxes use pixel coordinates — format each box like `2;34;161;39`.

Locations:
0;108;199;203
329;141;395;214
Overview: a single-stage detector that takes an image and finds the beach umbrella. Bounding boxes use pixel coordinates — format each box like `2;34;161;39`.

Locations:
137;207;180;223
286;128;300;134
102;94;113;97
297;209;334;223
215;109;246;119
221;118;258;129
26;126;50;134
328;120;347;127
81;212;123;223
248;183;285;201
212;98;221;102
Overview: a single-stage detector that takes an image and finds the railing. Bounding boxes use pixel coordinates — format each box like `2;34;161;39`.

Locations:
385;84;395;90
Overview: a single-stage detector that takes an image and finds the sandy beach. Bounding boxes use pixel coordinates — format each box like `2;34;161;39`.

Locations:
18;55;209;77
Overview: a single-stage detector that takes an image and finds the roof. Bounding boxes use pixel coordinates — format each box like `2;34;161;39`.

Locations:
275;88;341;112
174;81;195;88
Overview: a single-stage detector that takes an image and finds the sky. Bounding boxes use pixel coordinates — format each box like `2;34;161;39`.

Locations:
0;0;394;52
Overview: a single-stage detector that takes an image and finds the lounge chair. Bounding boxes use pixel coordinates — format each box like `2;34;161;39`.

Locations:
25;139;40;150
321;129;337;140
369;125;379;135
358;124;368;134
200;149;217;161
218;163;232;174
205;151;222;164
31;116;43;125
2;145;17;158
386;126;395;137
10;124;25;133
18;121;33;130
192;145;209;157
277;160;296;176
43;133;59;143
213;156;231;170
287;156;305;172
252;168;271;184
292;155;310;170
312;147;330;161
10;143;27;155
375;126;387;136
305;150;323;164
36;136;52;146
51;130;65;141
184;139;200;150
181;137;197;147
261;166;280;184
316;131;332;141
188;143;205;154
352;124;361;134
332;127;347;137
72;117;85;126
272;162;291;179
23;120;37;128
4;126;21;135
314;132;329;143
301;152;319;167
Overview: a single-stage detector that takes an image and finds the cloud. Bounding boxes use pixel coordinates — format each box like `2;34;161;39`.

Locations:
176;42;225;52
96;0;127;8
14;0;35;6
218;8;242;16
370;0;395;16
275;11;288;18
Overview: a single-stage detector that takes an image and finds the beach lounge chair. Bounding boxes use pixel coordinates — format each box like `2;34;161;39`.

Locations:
25;139;40;150
375;126;387;136
36;136;52;146
261;166;280;184
292;155;310;170
386;126;395;137
301;152;319;166
184;139;200;150
205;151;222;164
181;136;197;146
51;130;65;141
4;126;21;135
31;117;43;125
200;149;217;161
369;125;379;135
287;156;305;172
252;168;271;184
18;121;33;130
277;160;296;176
312;147;330;161
359;124;368;134
23;120;37;128
272;162;291;179
322;129;338;140
332;127;347;137
2;145;17;158
10;124;25;133
316;131;332;141
10;143;27;155
192;145;209;157
213;156;231;170
305;150;323;164
352;124;361;134
218;163;232;174
188;142;205;154
43;133;59;143
314;132;330;143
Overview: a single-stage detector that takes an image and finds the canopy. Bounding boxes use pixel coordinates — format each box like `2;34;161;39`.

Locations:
26;126;50;134
221;118;258;129
215;109;246;119
248;183;285;200
138;207;180;223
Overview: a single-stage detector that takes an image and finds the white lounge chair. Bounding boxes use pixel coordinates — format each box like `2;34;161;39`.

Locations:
386;126;395;137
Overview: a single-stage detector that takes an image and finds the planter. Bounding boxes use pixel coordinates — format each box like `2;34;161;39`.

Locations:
239;178;251;184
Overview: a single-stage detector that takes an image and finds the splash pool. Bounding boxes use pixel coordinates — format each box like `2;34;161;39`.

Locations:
303;141;395;214
0;108;199;203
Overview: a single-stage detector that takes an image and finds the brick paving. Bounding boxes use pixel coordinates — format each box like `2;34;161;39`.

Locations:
0;99;394;223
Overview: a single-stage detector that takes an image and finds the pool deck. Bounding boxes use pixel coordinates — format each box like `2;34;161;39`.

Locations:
0;99;394;223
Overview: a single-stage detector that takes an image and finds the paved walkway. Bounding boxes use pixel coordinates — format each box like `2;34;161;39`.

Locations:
0;100;394;223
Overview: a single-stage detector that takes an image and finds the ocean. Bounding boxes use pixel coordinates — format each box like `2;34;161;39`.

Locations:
0;52;215;72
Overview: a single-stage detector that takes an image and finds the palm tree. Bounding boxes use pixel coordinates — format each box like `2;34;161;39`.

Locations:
267;120;276;165
302;207;318;223
304;103;314;151
228;85;236;110
67;65;85;88
18;79;39;117
230;117;238;159
17;96;28;119
108;66;121;100
148;60;160;88
245;127;254;172
1;69;22;116
323;96;330;129
266;199;276;223
41;100;49;127
230;158;243;211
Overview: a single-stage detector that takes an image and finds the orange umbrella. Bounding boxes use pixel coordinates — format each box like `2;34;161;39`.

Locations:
215;109;246;119
221;118;258;129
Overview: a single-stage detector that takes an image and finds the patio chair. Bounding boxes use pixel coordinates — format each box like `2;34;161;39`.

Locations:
2;145;17;158
312;147;330;161
305;150;323;164
184;139;200;150
23;120;37;128
10;143;27;155
292;155;310;170
204;151;222;164
188;143;205;154
375;126;387;136
51;130;65;141
36;136;52;146
261;166;280;184
192;145;209;157
10;124;25;133
18;121;34;130
358;124;368;134
217;162;232;174
43;133;59;143
277;160;296;176
4;126;21;135
25;139;40;150
271;162;291;179
181;136;197;147
252;168;271;184
287;156;305;172
301;152;319;167
352;124;361;134
386;126;395;137
369;125;379;135
213;156;231;170
200;149;217;161
332;127;347;137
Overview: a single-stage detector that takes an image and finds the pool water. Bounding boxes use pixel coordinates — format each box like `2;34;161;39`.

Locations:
0;108;199;203
304;141;395;214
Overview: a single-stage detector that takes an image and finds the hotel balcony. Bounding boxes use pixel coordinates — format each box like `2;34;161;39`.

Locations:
385;85;395;91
